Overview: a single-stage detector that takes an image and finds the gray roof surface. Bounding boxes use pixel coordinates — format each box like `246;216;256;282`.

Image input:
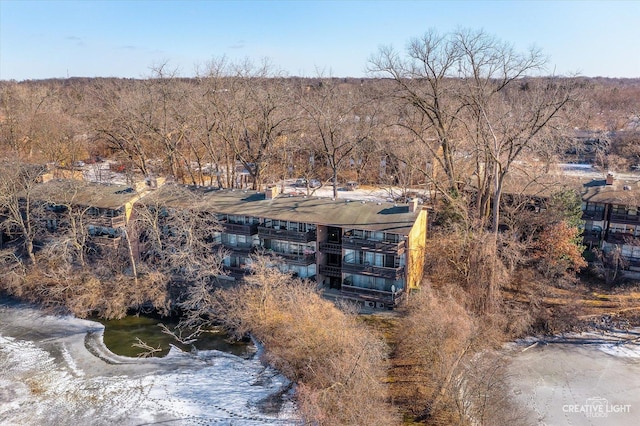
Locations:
141;185;421;235
30;179;139;210
581;179;640;206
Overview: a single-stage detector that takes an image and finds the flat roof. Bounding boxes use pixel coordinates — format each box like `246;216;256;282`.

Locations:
141;185;422;235
30;180;140;210
582;179;640;205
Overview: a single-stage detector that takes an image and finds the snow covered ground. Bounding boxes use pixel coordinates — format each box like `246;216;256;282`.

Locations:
0;298;300;425
555;163;640;181
507;329;640;425
79;160;423;204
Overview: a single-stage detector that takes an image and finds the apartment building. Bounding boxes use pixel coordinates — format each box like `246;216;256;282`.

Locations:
139;185;428;308
23;178;160;250
582;173;640;274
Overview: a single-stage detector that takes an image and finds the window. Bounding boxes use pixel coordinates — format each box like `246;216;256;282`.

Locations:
584;203;605;213
612;205;627;215
385;233;400;243
228;215;245;224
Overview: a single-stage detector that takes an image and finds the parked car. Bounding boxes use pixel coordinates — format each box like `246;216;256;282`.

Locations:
309;179;321;188
294;178;307;187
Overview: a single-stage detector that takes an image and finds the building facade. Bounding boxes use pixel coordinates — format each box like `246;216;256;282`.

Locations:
140;185;428;308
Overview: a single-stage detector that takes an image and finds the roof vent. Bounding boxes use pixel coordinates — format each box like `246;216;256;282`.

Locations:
409;198;420;213
624;185;631;190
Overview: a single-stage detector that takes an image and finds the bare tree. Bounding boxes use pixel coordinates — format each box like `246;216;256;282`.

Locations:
134;185;227;293
0;162;46;264
296;78;381;198
90;79;154;177
369;29;578;231
369;30;467;197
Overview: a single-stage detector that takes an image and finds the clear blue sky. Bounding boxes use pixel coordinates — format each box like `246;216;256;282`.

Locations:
1;0;639;80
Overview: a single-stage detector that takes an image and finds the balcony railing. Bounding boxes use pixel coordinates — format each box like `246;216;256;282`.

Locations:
610;213;640;224
90;235;122;249
221;222;259;236
319;242;342;254
341;263;405;280
111;216;126;228
267;251;317;265
223;265;251;278
258;226;317;243
341;284;403;304
319;264;342;278
218;242;256;254
605;232;640;246
623;257;640;269
342;238;406;254
88;215;126;229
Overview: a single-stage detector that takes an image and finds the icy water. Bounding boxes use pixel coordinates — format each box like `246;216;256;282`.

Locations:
508;331;640;426
94;314;252;358
0;297;300;425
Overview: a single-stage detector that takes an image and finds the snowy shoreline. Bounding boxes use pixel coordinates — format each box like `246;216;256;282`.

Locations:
0;299;300;425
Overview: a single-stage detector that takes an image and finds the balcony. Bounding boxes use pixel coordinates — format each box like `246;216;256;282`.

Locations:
342;238;405;254
605;232;640;246
218;242;256;254
221;222;259;236
223;265;251;278
610;213;640;225
582;230;602;245
341;284;403;304
91;235;122;249
341;263;405;280
267;251;316;265
319;242;342;254
623;258;640;269
258;226;316;243
319;264;342;278
111;216;126;228
582;211;605;221
89;215;126;229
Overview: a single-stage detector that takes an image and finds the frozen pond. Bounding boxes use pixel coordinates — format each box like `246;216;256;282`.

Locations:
0;297;300;425
508;330;640;425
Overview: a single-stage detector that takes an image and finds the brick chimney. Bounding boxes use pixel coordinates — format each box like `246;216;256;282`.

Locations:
265;186;280;199
606;172;614;185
